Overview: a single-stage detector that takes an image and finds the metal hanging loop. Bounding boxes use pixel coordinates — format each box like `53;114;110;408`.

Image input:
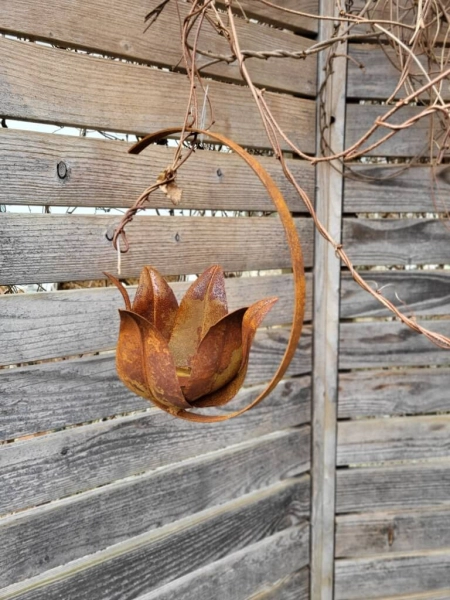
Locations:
127;127;306;422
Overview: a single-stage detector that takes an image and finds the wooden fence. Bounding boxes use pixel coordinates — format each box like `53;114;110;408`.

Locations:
0;2;449;599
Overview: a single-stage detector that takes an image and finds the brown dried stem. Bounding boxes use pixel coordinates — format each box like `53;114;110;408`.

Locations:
116;0;450;350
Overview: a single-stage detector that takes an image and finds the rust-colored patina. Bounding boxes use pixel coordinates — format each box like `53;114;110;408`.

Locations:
108;127;305;422
106;265;277;415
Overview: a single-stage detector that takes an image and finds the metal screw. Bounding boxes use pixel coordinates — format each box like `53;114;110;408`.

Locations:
217;168;223;177
175;233;180;242
57;161;68;179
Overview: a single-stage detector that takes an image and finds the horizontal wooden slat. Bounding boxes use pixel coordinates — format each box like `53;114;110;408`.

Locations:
338;415;450;465
339;320;450;369
344;164;450;213
135;527;309;600
346;104;449;157
0;273;312;366
343;218;450;266
347;45;450;101
0;482;307;600
0;430;309;588
0;2;316;96
0;332;312;441
341;271;450;319
0;129;315;210
0;214;313;285
339;367;450;418
336;460;450;513
0;379;310;514
217;0;318;33
370;590;450;600
335;550;450;599
350;0;446;43
336;506;450;558
247;568;309;600
0;37;316;151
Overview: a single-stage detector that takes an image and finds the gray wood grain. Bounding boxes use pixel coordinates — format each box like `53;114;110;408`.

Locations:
347;45;450;101
341;271;450;319
370;590;450;600
346;105;449;158
335;550;450;599
0;213;313;286
339;320;450;369
349;0;446;42
134;527;309;600
0;37;316;151
338;415;450;465
0;431;309;588
339;367;450;418
310;3;347;597
0;129;315;210
336;460;450;513
246;568;309;600
344;164;450;213
216;0;318;33
0;380;310;515
0;326;312;440
0;273;312;366
336;506;450;558
343;218;450;266
0;1;317;96
0;481;307;600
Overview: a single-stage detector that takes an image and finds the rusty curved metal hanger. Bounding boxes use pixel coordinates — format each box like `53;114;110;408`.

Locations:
112;127;306;423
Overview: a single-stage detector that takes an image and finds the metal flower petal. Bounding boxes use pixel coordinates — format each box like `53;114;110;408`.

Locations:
115;308;149;399
131;266;178;341
118;310;191;410
168;265;228;369
192;297;278;408
181;307;247;402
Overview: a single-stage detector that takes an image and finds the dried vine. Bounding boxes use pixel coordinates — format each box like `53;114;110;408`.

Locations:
114;0;450;349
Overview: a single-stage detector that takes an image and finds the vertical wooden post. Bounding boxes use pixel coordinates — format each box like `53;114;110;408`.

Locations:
311;4;348;598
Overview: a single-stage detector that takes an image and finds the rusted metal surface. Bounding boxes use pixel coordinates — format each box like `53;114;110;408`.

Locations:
106;265;278;413
108;127;305;422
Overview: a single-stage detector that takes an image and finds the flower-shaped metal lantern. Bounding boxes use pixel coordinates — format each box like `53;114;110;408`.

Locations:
106;265;277;416
109;127;306;423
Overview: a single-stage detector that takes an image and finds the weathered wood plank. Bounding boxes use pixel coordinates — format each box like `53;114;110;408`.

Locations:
0;331;312;440
0;129;315;210
335;550;450;599
338;415;450;465
346;105;449;158
0;37;316;151
0;482;307;600
371;590;450;600
338;367;450;419
246;568;309;600
347;45;450;101
0;213;314;286
0;381;310;515
0;273;312;366
341;271;450;319
339;320;450;370
344;164;450;213
336;460;450;513
350;0;446;43
216;0;318;33
311;3;347;597
336;506;450;558
0;1;317;96
0;431;309;588
343;218;450;266
134;528;309;600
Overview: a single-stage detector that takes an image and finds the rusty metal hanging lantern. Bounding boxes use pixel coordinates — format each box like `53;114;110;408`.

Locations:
107;128;306;423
